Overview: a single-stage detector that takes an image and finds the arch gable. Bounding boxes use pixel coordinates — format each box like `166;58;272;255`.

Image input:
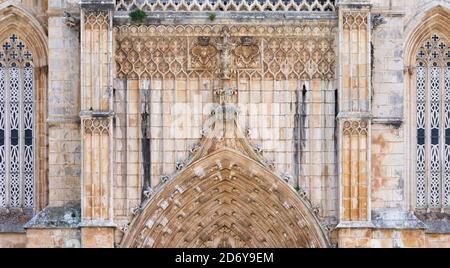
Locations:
404;5;450;67
0;3;48;67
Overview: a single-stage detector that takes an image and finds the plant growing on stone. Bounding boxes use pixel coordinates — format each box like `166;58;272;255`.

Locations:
129;9;147;24
209;13;216;22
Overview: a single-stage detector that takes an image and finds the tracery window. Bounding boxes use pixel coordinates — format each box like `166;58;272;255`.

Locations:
415;33;450;209
0;34;34;209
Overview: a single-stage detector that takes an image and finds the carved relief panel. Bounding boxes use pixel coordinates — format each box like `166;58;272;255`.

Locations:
114;24;336;81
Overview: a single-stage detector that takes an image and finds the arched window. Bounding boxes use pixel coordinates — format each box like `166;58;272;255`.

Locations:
415;33;450;209
0;34;34;209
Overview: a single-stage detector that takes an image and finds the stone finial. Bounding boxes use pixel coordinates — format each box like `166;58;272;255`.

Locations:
131;205;142;216
296;185;307;199
176;161;185;171
282;173;293;183
120;223;130;233
254;144;263;154
313;205;320;216
143;187;154;199
160;175;170;184
189;143;200;154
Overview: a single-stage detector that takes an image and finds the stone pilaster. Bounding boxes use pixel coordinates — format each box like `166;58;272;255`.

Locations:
80;0;115;248
337;0;372;225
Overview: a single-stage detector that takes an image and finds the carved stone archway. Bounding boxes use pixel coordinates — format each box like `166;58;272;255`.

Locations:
121;103;330;248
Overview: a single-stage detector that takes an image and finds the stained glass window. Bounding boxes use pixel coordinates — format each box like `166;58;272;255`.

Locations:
415;33;450;209
0;35;34;209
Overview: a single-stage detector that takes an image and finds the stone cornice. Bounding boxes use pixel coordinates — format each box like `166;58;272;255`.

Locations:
336;0;372;8
47;116;81;126
81;0;115;11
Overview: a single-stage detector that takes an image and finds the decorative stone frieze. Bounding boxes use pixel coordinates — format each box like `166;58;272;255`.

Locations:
115;24;336;80
115;0;336;12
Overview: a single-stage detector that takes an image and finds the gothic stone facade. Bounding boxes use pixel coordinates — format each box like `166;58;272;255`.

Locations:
0;0;449;248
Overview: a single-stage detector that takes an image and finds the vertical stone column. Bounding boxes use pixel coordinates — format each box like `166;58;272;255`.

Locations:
79;0;115;248
337;0;373;225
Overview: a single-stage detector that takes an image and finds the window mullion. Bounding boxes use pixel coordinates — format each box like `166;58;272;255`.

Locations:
4;65;10;208
0;64;5;208
426;65;431;209
0;35;35;211
442;64;450;209
18;65;24;209
440;65;444;211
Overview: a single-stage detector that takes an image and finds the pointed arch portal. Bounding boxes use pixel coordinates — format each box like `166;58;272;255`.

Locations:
121;148;329;248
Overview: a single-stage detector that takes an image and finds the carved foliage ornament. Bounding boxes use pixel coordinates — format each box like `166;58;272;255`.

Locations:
115;25;336;80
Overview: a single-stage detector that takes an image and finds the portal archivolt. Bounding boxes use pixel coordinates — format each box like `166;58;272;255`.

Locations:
120;148;330;248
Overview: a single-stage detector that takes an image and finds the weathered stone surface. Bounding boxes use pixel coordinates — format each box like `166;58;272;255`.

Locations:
26;228;81;248
0;210;33;233
372;209;426;229
24;202;81;229
0;233;27;248
0;0;450;248
416;212;450;234
81;227;115;248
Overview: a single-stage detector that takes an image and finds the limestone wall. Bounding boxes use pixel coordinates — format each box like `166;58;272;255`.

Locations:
0;233;26;248
111;21;339;233
339;0;450;247
0;0;449;248
338;228;450;248
47;2;81;206
371;0;409;211
370;0;450;211
26;228;80;248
